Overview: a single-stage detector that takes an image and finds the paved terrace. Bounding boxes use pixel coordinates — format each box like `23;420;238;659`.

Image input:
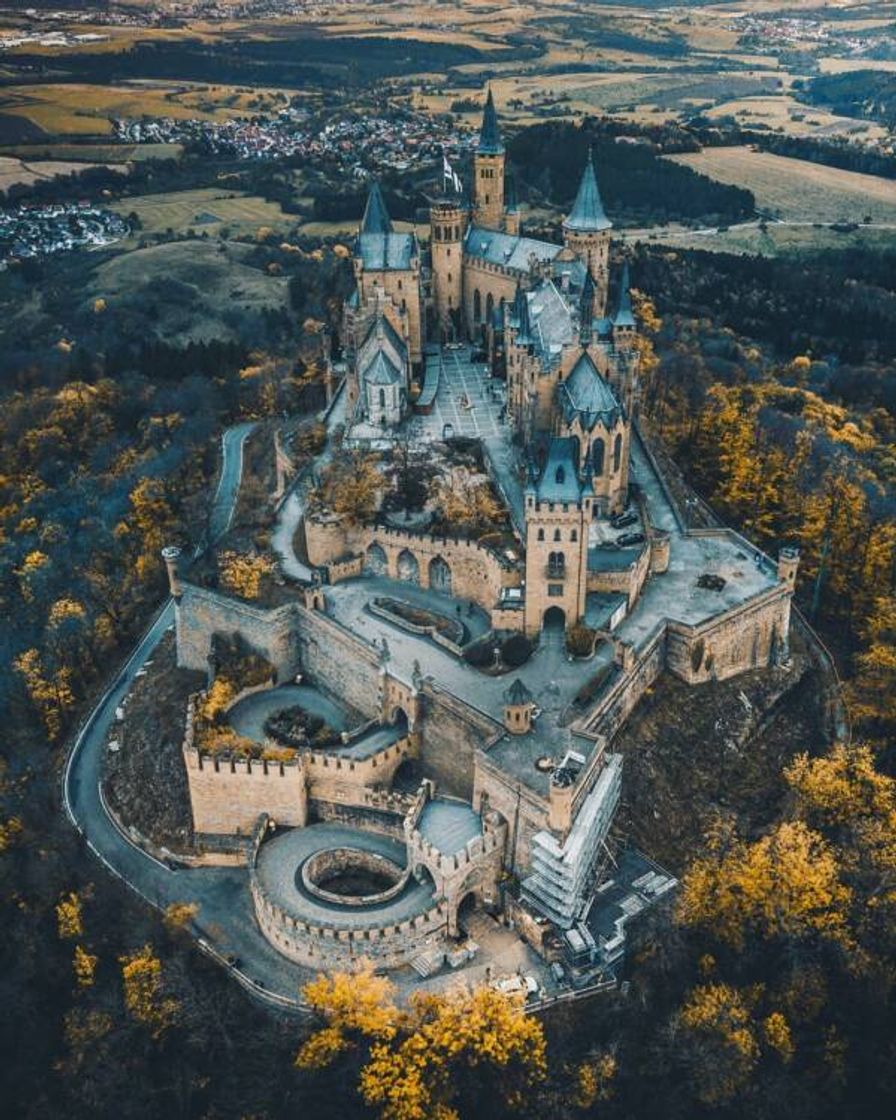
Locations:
229;683;405;762
418;799;483;855
255;823;436;929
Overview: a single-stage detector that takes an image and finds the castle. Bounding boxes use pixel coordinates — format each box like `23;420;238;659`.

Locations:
152;94;800;987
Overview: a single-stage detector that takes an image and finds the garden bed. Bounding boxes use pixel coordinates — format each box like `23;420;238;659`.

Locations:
372;596;465;645
263;704;343;751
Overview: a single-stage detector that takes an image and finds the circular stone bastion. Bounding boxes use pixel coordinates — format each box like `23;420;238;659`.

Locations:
251;823;448;970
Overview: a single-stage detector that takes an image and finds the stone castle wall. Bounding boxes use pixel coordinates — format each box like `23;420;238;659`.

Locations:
420;683;501;801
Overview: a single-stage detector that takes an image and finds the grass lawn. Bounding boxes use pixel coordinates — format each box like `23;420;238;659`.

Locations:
110;187;293;237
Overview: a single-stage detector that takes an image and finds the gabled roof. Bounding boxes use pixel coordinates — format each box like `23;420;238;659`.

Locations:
478;87;504;156
363;349;402;386
564;150;612;234
357;230;416;271
362;313;407;359
361;181;392;235
464;225;561;271
558;351;622;432
613;260;636;328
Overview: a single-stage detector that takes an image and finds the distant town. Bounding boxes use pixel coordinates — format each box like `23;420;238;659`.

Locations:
114;107;475;175
0;203;127;264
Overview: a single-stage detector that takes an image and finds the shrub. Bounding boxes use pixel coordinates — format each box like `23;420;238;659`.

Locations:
501;633;533;667
567;624;596;658
464;638;497;668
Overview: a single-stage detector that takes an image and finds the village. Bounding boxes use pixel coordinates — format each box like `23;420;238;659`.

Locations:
0;202;127;263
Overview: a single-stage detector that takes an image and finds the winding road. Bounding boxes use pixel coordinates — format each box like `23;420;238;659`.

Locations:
63;422;312;1011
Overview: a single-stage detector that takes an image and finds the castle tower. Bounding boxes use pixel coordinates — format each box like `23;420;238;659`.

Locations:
430;197;467;341
563;150;612;315
473;87;505;231
611;260;636;350
523;439;591;635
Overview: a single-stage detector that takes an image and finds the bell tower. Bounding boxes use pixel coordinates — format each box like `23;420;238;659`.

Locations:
473;87;505;230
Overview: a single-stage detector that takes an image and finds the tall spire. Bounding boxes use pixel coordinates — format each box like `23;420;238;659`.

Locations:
613;260;635;328
564;147;611;233
579;269;595;345
478;86;504;155
361;180;392;235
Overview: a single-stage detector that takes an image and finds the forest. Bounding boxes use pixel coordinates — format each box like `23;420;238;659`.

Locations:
798;70;896;128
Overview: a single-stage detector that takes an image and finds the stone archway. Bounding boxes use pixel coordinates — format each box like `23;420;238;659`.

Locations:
364;541;387;576
429;555;452;595
454;889;479;937
396;548;419;584
543;605;566;630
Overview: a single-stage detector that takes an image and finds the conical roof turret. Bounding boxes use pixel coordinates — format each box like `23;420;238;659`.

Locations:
579;269;596;345
478;86;504;156
512;282;532;344
564;148;611;233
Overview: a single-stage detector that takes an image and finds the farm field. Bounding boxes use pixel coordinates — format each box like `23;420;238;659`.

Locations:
666;146;896;224
0;82;292;138
109;187;293;238
0;154;122;193
621;220;896;258
0;141;183;163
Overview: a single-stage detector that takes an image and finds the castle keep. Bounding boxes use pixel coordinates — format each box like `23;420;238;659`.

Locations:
159;94;799;984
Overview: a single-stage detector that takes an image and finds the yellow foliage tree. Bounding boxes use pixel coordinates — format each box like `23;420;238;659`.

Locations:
679;983;759;1104
163;901;199;932
677;820;851;950
120;945;179;1039
218;551;273;600
572;1051;617;1108
56;891;84;939
73;944;98;988
14;647;76;741
431;469;503;535
313;452;382;524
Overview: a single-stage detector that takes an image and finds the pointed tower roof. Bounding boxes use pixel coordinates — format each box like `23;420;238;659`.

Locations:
361;181;392;235
478;87;504;156
613;260;636;328
564;149;612;233
579;269;595;345
504;678;533;706
505;172;519;212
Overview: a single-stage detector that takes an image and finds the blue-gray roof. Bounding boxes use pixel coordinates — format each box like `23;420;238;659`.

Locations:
363;350;402;386
361;181;392;235
358;230;416;271
564;151;612;233
464;224;561;272
558;351;621;431
363;314;407;359
535;437;585;503
613;261;635;328
527;280;576;368
478;87;504;156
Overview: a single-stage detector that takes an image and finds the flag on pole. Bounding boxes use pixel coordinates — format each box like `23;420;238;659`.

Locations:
453;171;462;194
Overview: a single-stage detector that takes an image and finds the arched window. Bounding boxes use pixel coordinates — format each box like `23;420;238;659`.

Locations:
378;388;386;407
553;528;561;542
537;528;544;541
473;289;482;322
613;433;623;473
555;465;565;485
486;292;494;323
592;438;605;475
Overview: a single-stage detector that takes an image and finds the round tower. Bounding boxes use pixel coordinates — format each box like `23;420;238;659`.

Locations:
430;199;466;341
563;151;613;316
503;678;534;735
161;545;182;599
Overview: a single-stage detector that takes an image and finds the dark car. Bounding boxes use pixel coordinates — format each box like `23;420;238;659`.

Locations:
611;511;638;529
616;532;645;547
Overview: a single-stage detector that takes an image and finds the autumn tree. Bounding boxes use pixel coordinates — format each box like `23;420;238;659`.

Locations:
119;945;179;1039
430;469;503;535
218;550;274;600
312;451;382;524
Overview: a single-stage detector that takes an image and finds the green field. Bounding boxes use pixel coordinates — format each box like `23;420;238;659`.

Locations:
110;187;293;237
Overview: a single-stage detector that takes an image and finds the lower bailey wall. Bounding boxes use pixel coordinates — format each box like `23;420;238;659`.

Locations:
304;738;410;802
419;684;501;801
294;607;382;718
184;747;308;835
175;585;300;678
667;587;792;685
308;797;411;841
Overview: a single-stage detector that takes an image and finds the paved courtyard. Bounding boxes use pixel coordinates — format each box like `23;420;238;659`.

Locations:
407;346;506;443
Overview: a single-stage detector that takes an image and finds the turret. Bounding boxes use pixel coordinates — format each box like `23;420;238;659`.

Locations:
503;678;535;735
563;149;612;315
579;269;596;347
778;546;800;589
473;87;505;230
504;172;520;236
161;545;182;599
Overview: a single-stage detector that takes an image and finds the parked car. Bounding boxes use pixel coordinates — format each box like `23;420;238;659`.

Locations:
616;532;645;547
611;511;638;529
